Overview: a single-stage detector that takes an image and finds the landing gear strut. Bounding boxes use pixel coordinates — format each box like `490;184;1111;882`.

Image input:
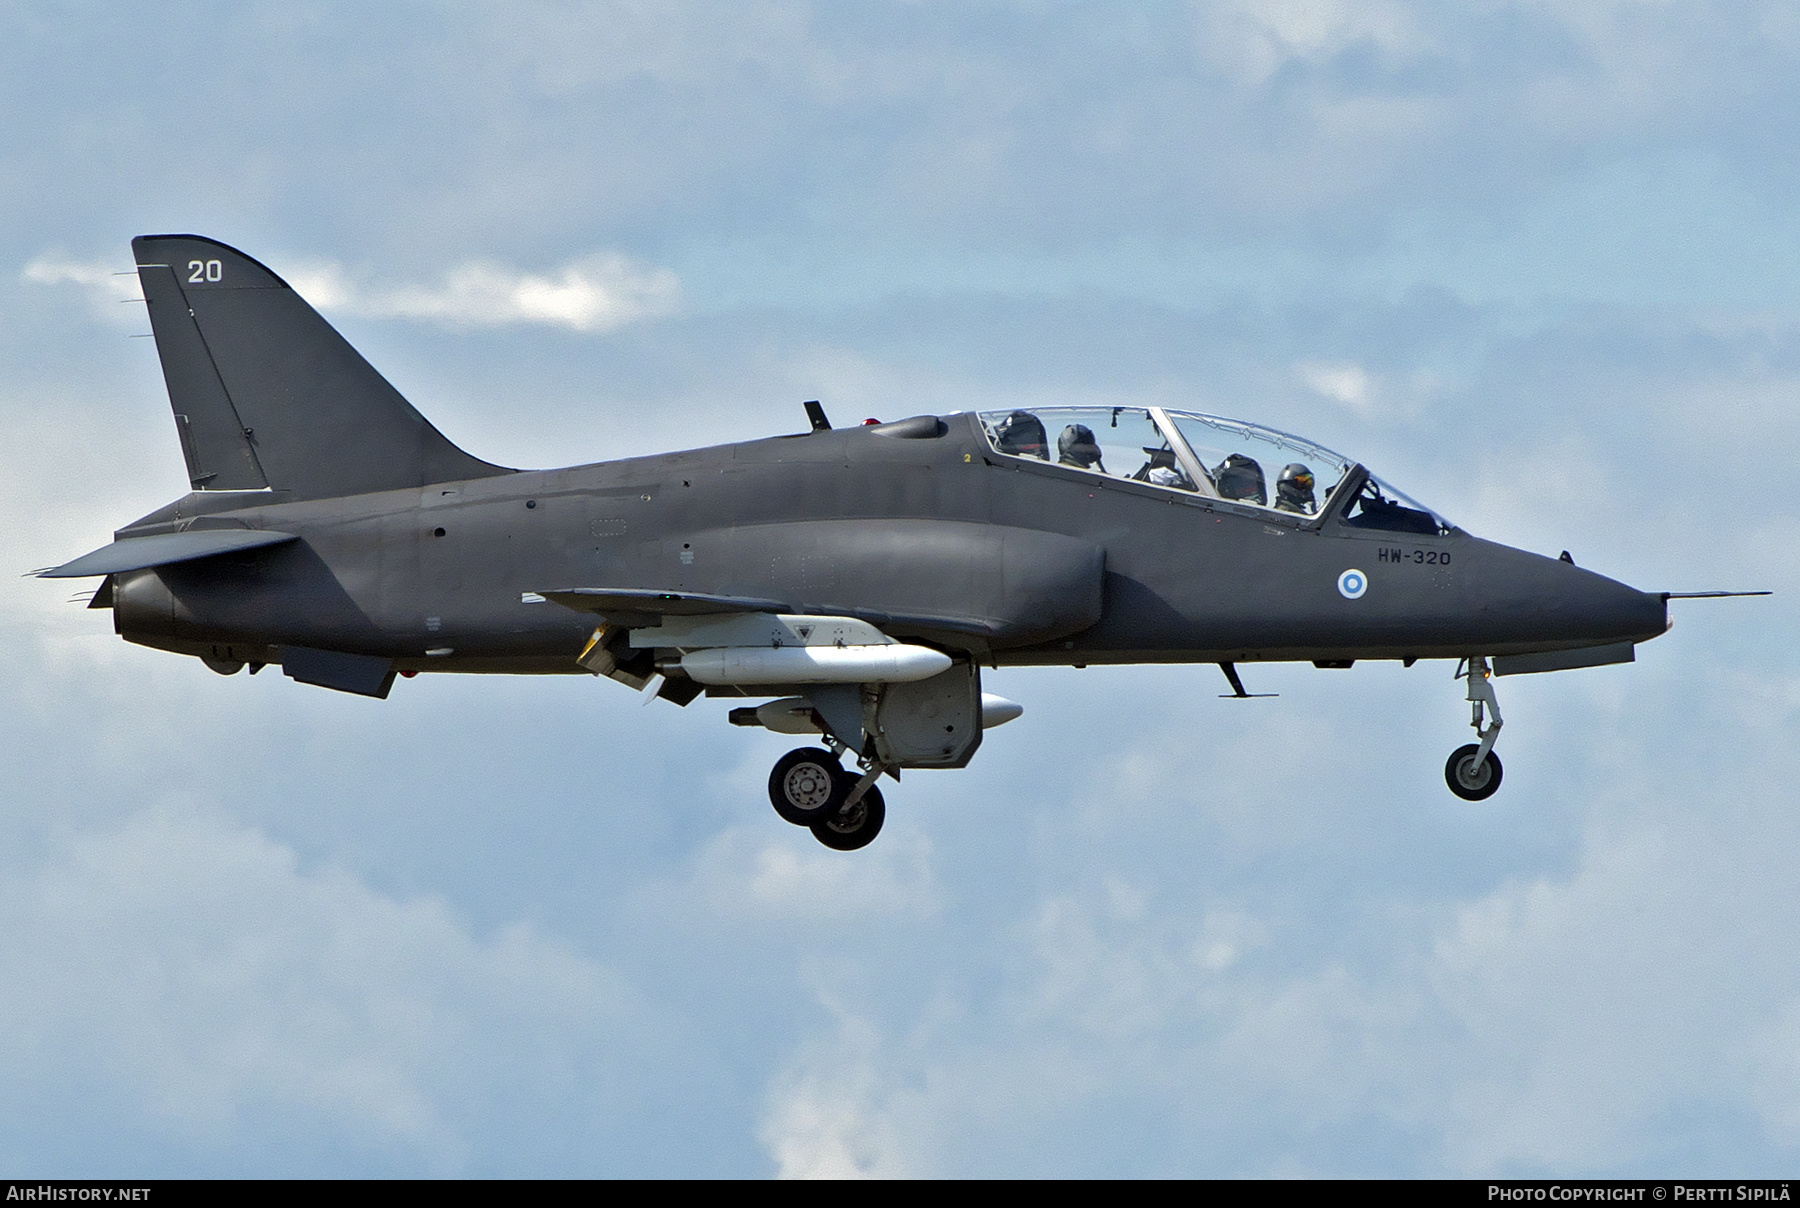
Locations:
1446;657;1504;800
767;747;891;849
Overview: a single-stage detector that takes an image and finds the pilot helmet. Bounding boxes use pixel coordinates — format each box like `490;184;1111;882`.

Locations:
995;410;1048;459
1275;463;1316;513
1214;453;1267;505
1057;424;1104;469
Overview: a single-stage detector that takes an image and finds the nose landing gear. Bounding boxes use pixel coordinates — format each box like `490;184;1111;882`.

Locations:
1446;657;1504;800
767;746;891;849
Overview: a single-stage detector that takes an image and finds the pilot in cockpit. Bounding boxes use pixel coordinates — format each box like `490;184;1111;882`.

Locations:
1274;463;1317;515
1214;454;1267;505
994;411;1049;460
1057;424;1106;472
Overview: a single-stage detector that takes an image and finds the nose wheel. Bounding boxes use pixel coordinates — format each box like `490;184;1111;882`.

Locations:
1445;743;1503;799
1446;657;1504;800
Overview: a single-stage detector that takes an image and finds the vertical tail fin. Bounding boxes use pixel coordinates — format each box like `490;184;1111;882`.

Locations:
133;234;512;499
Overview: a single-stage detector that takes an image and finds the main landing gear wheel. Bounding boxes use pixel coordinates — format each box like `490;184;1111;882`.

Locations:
768;747;848;826
811;780;885;851
1445;743;1503;801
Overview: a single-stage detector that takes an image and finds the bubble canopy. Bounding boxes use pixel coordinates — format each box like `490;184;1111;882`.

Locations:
976;406;1452;534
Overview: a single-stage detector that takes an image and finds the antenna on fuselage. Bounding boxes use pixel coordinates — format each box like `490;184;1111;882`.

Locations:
1219;662;1277;699
803;400;831;432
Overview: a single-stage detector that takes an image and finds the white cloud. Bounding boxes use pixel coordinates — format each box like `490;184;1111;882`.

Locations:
741;839;941;919
21;249;678;336
1750;999;1800;1144
1293;360;1449;427
747;817;1800;1174
1297;359;1378;417
1422;817;1797;1172
1198;0;1432;84
760;1009;925;1179
644;809;943;925
284;253;681;333
0;802;642;1169
734;647;1800;1176
21;254;147;326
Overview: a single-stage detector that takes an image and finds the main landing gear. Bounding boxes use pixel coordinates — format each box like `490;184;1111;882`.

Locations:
767;746;888;850
1446;656;1504;800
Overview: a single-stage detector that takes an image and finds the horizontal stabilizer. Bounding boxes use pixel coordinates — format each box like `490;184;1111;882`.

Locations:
38;529;298;578
1494;641;1634;676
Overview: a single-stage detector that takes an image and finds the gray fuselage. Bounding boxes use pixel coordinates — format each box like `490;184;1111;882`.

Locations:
108;412;1668;676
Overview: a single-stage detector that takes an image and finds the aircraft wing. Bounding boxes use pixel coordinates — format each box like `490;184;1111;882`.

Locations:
544;519;1104;647
540;587;1001;640
37;529;300;577
540;588;794;617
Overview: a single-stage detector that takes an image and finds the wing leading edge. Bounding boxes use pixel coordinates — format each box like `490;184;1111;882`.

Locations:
540;587;1006;642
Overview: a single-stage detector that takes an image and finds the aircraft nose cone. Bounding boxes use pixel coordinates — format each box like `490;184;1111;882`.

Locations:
1583;563;1667;642
1614;582;1669;643
1463;539;1667;647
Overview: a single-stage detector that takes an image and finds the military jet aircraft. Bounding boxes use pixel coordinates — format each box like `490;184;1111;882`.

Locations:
39;235;1758;851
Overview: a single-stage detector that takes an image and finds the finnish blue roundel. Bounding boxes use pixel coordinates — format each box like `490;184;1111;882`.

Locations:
1337;568;1368;599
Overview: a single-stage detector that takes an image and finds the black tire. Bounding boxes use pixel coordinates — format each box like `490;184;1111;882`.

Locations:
768;747;848;825
1445;743;1503;800
811;782;886;851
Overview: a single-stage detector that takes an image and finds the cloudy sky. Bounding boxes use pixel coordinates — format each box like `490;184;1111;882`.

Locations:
3;0;1798;1177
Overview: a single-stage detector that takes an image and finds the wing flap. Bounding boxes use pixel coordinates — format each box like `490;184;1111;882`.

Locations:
38;529;299;578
